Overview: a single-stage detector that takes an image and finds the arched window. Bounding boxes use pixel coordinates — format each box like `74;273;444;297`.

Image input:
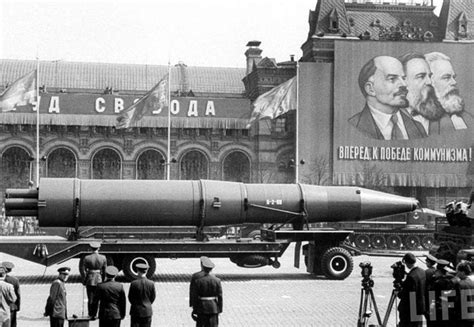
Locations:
47;148;77;178
276;152;295;184
137;150;165;180
180;150;208;180
92;148;121;179
0;147;31;189
223;151;250;183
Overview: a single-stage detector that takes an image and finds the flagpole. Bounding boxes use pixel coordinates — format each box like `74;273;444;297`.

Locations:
166;61;171;180
295;62;300;184
35;58;40;187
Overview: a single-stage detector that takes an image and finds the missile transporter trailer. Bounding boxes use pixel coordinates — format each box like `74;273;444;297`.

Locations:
3;178;418;280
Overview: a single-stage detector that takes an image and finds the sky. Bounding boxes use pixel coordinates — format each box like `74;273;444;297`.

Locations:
1;0;443;68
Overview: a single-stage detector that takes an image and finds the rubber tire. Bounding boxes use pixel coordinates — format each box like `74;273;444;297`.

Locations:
122;255;156;281
371;235;386;249
386;235;402;250
354;234;370;250
320;247;353;280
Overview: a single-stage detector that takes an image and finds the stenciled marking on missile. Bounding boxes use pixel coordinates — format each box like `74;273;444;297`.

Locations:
266;199;283;205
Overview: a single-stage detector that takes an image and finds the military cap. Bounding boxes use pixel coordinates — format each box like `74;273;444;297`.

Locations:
200;256;215;269
89;242;101;249
402;253;416;265
136;263;149;270
105;265;119;277
425;254;437;263
2;262;14;270
57;266;71;274
436;259;450;270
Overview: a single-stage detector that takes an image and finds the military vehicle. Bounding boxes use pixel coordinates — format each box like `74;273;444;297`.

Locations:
327;208;445;251
430;190;474;265
3;178;418;280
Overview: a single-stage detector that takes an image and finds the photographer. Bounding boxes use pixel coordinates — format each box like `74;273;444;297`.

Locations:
398;253;426;327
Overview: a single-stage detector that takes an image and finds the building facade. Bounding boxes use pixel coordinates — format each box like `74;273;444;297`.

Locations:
1;0;473;211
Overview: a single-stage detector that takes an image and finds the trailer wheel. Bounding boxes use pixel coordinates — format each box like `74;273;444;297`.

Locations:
404;235;420;250
122;255;156;280
354;235;370;250
321;247;353;280
421;236;434;250
387;235;402;250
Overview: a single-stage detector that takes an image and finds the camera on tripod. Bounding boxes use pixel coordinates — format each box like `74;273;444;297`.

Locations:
391;261;406;291
359;261;373;278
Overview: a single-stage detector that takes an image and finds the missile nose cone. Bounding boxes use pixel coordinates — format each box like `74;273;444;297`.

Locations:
359;188;419;220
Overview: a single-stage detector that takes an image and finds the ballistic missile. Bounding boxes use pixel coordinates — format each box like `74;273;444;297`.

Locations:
4;178;418;227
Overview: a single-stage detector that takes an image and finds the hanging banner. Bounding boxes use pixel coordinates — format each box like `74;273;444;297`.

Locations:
333;40;474;187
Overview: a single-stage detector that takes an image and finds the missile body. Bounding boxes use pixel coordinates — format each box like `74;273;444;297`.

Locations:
5;178;418;227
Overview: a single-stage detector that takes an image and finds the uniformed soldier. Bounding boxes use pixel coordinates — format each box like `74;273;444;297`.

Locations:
46;267;70;327
2;262;20;327
128;263;156;327
82;242;107;320
189;256;223;327
96;266;126;327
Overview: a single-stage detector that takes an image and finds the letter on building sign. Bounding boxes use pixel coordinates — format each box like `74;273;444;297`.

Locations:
205;101;215;116
114;98;124;113
32;95;41;112
188;100;198;117
96;97;106;113
170;99;179;115
48;96;60;113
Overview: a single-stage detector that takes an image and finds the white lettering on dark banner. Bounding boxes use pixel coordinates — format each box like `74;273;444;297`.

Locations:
337;146;472;162
34;96;219;117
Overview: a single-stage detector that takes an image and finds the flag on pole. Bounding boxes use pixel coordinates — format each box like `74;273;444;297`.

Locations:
116;74;169;129
0;70;37;112
246;76;296;128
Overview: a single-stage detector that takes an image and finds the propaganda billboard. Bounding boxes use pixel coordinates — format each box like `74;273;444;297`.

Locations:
333;40;473;188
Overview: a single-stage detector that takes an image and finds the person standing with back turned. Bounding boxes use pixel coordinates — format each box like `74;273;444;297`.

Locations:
128;263;155;327
190;256;223;327
83;242;107;320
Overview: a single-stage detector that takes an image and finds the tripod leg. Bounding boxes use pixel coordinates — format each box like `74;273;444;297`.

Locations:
368;288;383;326
358;289;369;327
382;290;397;327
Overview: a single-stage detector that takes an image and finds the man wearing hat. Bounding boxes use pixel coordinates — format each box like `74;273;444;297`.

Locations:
82;241;107;320
96;266;126;327
397;252;426;327
0;266;16;327
128;263;156;327
2;262;20;327
47;267;70;327
189;256;223;327
430;259;455;326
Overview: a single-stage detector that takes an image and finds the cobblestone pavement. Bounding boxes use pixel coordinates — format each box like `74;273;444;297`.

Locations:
2;246;428;327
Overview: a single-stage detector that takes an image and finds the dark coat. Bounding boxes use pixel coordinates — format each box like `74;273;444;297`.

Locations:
189;271;223;314
83;252;107;286
4;275;20;311
128;276;155;318
97;280;126;320
348;105;427;140
49;279;67;319
398;266;426;323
